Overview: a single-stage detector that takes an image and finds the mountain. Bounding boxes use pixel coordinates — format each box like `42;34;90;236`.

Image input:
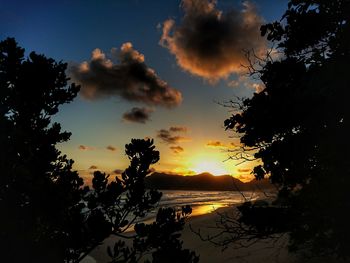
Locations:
145;172;274;191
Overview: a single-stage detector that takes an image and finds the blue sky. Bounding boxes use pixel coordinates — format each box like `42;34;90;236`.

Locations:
1;0;288;180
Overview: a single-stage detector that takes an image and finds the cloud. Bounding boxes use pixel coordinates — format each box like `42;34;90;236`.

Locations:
206;140;226;148
69;42;182;107
157;129;188;144
238;168;251;173
170;145;184;154
160;0;266;82
78;145;94;151
157;126;190;144
164;168;196;176
106;145;117;151
206;140;236;149
169;126;187;132
113;169;123;175
251;83;265;93
228;75;265;92
227;75;248;88
89;165;98;170
122;107;154;123
236;174;253;182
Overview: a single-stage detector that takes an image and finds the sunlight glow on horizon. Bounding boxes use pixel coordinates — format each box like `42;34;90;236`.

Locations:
191;160;230;176
72;140;258;183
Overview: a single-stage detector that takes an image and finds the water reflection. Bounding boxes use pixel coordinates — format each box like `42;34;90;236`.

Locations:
126;190;268;227
190;203;227;217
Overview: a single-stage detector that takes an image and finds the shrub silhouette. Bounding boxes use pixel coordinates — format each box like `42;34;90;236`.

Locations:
108;206;199;263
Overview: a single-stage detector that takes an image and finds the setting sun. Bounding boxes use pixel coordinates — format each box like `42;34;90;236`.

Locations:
192;160;229;176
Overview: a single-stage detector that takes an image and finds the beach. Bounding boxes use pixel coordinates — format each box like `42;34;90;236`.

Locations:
181;206;295;263
83;204;298;263
81;187;348;263
83;203;350;263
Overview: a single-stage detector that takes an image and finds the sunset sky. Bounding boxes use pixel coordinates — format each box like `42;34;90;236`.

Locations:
1;0;288;181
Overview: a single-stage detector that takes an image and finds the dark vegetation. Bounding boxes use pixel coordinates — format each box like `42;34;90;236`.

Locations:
221;0;350;259
0;38;198;263
145;172;274;191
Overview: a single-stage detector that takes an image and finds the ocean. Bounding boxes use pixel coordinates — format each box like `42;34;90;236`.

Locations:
158;190;264;216
119;189;271;231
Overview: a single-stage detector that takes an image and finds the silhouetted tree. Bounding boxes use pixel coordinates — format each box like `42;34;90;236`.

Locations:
79;139;198;263
59;137;199;263
107;206;199;263
223;0;350;259
74;139;163;261
0;38;198;263
0;37;82;262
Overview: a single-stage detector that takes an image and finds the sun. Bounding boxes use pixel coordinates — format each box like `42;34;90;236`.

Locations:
192;160;229;176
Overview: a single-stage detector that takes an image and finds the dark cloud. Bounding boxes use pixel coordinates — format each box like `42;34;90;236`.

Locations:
113;169;123;175
170;145;184;154
157;127;190;144
157;129;188;144
69;42;182;107
160;0;266;81
169;126;187;132
106;145;117;151
206;141;225;147
206;140;236;149
89;165;98;170
122;107;153;124
78;145;94;151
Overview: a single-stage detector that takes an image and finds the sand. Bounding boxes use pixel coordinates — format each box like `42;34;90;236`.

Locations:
82;206;346;263
82;206;293;263
181;207;296;263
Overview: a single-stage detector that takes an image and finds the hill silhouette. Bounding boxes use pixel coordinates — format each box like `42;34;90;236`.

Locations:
145;172;274;191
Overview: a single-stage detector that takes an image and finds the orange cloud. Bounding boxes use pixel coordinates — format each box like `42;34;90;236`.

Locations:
236;174;254;182
170;145;185;154
89;165;98;170
160;0;266;82
161;169;197;176
251;83;265;93
206;141;225;147
228;75;265;92
238;168;251;173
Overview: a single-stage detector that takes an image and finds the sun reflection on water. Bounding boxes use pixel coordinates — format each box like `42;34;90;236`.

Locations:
190;203;227;217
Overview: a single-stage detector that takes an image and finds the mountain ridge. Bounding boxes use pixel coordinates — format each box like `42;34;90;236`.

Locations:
145;172;274;191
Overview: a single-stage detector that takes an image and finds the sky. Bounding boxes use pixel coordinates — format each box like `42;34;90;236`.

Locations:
1;0;288;181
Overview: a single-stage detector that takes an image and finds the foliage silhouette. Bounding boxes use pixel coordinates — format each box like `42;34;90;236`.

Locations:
224;0;350;259
0;37;82;262
0;38;198;263
76;139;163;261
108;206;199;263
